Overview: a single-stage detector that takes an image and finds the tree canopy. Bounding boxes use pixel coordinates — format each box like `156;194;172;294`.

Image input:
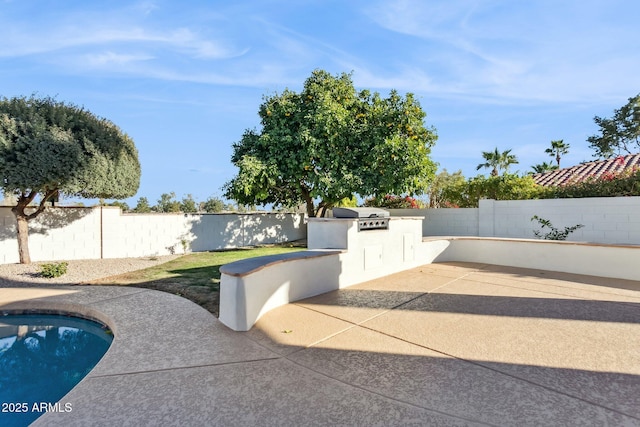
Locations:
476;148;518;176
0;96;140;200
223;70;438;216
588;94;640;158
132;197;152;213
426;169;466;208
545;139;569;167
530;161;558;174
441;173;541;208
0;95;140;263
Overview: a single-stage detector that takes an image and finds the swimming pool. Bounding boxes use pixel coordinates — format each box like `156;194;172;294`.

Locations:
0;313;113;427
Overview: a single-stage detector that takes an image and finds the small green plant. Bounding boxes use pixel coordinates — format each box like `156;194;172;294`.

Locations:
531;215;584;240
180;238;190;254
40;261;69;278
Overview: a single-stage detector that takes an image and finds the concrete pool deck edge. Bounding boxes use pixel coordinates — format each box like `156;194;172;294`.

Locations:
1;260;640;425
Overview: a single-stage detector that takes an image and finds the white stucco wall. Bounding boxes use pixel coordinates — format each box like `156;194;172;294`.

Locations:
0;207;101;264
480;198;640;244
389;196;640;244
389;208;479;236
0;207;307;264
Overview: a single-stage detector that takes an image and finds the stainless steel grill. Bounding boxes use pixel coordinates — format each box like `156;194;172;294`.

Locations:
332;207;390;231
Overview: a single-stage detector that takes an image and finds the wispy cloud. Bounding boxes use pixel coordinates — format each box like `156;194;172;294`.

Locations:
2;0;637;102
0;24;244;60
0;2;248;86
83;51;155;67
363;0;640;103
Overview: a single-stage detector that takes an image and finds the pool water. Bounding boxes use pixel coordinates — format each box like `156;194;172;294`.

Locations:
0;314;113;427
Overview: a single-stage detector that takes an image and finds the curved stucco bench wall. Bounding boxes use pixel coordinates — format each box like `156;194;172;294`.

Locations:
219;219;640;331
219;217;428;331
219;251;343;331
428;237;640;281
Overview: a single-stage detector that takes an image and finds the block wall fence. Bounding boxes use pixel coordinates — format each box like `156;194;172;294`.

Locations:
0;207;307;264
2;196;639;264
389;196;640;245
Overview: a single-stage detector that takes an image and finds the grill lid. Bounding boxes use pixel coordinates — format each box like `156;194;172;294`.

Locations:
332;207;390;219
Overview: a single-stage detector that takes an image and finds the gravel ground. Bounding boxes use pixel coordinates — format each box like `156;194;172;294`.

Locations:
0;255;180;287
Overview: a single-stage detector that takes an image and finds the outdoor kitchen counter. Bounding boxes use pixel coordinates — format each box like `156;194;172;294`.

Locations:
220;216;426;331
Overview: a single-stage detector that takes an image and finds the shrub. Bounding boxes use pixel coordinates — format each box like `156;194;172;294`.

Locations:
442;174;543;208
40;262;69;278
363;194;423;209
427;161;640;208
427;169;465;208
543;166;640;199
531;216;584;240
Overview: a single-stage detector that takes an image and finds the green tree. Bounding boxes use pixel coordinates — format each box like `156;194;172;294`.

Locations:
545;139;570;167
180;194;198;213
107;200;130;212
335;196;358;208
588;94;640;158
0;95;140;263
154;192;181;213
443;174;541;208
530;161;558;174
223;69;437;217
132;197;152;213
427;169;466;208
201;196;227;213
476;148;519;176
363;194;423;209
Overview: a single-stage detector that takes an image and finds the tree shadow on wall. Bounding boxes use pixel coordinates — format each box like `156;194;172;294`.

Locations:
189;213;306;252
0;207;94;241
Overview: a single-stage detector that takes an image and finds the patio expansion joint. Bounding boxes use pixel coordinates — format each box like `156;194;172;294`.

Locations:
278;348;497;427
488;280;640;307
475;278;640;307
348;320;640;422
87;355;283;380
423;270;479;293
287;271;478;352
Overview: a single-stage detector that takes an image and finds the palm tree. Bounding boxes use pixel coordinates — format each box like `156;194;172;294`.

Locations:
530;162;559;174
477;148;519;176
545;140;570;167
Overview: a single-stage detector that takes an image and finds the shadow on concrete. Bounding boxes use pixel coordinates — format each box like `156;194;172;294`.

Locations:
246;262;640;424
299;288;640;324
283;343;640;425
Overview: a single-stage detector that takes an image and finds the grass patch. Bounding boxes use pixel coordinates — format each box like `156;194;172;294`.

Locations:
90;246;304;317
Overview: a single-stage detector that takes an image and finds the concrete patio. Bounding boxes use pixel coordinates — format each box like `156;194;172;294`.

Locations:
5;262;639;426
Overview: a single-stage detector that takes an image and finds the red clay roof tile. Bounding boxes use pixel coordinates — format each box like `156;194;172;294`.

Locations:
532;154;640;186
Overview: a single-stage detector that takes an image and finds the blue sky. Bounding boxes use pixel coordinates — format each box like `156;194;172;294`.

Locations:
1;0;639;207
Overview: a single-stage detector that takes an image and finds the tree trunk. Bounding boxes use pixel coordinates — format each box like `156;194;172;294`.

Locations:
15;213;31;264
11;189;57;264
299;185;316;217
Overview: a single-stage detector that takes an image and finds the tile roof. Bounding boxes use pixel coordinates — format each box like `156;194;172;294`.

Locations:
532;153;640;186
